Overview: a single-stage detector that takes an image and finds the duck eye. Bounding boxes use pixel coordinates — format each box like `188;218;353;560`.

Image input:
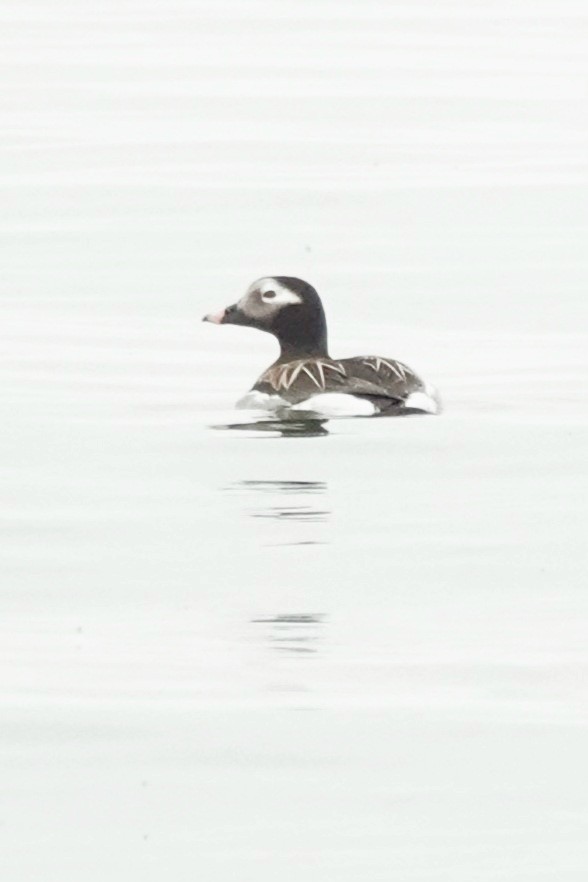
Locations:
262;290;277;301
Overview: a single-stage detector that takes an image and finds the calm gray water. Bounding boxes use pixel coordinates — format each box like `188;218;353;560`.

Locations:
2;1;588;879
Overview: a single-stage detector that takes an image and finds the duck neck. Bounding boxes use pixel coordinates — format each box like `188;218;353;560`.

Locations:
278;337;329;363
272;305;330;363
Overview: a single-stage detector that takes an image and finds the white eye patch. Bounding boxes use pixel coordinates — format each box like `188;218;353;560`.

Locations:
239;277;302;316
257;278;302;306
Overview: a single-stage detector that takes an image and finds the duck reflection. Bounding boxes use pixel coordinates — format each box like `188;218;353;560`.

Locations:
252;614;326;657
212;417;329;437
231;479;329;542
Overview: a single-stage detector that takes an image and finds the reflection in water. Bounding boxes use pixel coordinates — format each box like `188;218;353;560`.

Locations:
212;417;329;437
229;480;329;539
236;484;329;693
253;509;328;522
252;614;326;657
240;481;327;494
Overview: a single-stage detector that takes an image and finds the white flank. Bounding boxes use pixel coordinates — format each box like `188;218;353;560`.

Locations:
289;393;376;417
405;387;441;414
235;391;288;411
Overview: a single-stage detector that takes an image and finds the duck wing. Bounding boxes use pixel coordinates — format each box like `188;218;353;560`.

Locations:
338;356;425;400
252;358;349;404
252;355;426;407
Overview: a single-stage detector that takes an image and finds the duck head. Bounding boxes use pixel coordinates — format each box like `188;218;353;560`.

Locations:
203;276;329;360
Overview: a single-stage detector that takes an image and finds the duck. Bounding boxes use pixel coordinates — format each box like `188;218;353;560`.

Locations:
203;276;440;417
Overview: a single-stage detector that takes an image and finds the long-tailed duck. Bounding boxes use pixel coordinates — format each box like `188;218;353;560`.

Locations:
203;277;440;417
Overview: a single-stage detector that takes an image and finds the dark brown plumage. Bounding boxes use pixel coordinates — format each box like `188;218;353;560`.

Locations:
204;277;440;415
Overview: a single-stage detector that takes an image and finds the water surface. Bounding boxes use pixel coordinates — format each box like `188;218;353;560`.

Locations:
2;1;588;879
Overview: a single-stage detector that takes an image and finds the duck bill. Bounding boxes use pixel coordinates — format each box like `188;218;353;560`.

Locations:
202;303;249;326
202;307;227;324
